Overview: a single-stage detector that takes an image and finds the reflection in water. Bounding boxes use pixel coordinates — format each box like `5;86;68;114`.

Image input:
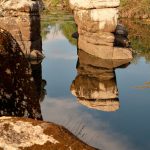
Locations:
41;10;77;45
70;1;132;112
0;29;45;120
71;49;131;112
40;10;150;150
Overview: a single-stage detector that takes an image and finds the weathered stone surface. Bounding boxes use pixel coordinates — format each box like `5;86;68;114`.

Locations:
78;98;120;112
74;8;118;32
0;0;43;57
78;38;133;60
69;0;120;10
0;0;44;13
79;31;114;46
0;117;96;150
30;49;45;60
78;50;132;69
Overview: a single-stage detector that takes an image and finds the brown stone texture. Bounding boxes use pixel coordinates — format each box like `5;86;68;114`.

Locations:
69;0;120;10
70;0;133;60
0;117;96;150
0;0;43;57
74;8;118;33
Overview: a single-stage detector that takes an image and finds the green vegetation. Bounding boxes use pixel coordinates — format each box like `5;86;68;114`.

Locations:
121;19;150;62
43;0;70;10
41;10;77;45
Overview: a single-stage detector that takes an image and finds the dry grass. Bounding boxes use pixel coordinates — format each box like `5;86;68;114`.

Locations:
120;0;150;18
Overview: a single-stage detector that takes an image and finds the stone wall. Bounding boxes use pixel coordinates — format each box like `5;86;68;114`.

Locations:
0;0;44;58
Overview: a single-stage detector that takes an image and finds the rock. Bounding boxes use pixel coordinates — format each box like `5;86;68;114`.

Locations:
74;8;118;32
78;37;133;60
0;0;44;13
0;116;96;150
114;35;130;48
115;24;128;37
72;31;79;39
79;31;115;46
69;0;120;10
29;50;45;60
114;24;131;48
78;49;132;69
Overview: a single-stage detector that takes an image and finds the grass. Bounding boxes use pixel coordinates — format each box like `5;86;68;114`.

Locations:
43;0;70;10
120;0;150;18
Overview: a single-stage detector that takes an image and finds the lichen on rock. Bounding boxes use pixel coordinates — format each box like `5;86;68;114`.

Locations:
0;119;59;149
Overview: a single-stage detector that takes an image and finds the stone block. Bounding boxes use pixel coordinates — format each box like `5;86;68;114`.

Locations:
69;0;120;10
74;8;118;32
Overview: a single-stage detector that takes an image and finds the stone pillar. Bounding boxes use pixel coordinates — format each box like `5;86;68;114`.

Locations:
69;0;133;60
0;0;44;59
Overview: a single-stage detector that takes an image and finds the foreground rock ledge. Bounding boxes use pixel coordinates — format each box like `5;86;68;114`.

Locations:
0;117;96;150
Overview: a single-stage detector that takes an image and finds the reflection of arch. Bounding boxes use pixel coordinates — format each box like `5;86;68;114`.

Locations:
0;29;46;120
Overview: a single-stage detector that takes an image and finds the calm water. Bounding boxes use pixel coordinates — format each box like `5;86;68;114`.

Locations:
39;11;150;150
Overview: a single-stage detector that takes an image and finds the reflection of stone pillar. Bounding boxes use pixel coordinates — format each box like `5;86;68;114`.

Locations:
70;50;132;112
0;0;44;58
69;0;133;60
0;29;45;120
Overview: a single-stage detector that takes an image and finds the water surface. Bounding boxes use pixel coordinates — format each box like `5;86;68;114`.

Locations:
40;11;150;150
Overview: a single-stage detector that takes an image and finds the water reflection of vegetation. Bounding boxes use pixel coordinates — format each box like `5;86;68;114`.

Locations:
121;19;150;62
41;10;77;45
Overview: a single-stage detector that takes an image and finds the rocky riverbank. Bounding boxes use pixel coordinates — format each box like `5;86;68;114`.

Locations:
0;117;96;150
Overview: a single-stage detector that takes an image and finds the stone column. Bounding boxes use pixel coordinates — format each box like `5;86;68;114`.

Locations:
69;0;133;60
0;0;44;59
